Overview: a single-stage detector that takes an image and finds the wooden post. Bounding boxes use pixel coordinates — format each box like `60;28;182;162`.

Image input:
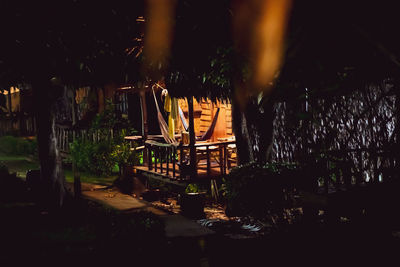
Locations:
188;97;197;179
207;146;211;177
172;146;176;178
219;145;224;175
166;146;170;176
154;146;158;172
160;146;163;174
139;89;149;165
148;144;153;171
7;87;12;115
223;144;228;175
180;146;184;165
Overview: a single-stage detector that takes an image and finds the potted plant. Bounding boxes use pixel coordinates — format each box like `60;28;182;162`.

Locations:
179;183;206;219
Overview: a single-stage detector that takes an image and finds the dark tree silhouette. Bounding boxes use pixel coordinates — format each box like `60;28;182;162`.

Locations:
0;1;144;209
165;0;400;164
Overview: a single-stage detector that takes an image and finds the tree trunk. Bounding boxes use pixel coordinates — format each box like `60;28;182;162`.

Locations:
232;95;274;165
33;78;69;210
188;97;197;178
71;87;81;199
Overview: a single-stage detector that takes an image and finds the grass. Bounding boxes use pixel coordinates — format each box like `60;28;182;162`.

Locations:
0;153;117;186
63;169;117;186
0;195;166;264
0;153;39;178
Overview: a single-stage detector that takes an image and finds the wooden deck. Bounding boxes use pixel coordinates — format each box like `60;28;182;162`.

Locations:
130;136;237;186
135;160;236;184
135;161;234;178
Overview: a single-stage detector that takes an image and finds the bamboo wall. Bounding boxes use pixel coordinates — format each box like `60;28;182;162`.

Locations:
272;80;398;182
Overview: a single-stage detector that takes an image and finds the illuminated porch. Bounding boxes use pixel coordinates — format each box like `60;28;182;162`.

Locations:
132;138;237;184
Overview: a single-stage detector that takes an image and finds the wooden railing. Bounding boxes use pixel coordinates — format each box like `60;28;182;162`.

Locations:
142;139;236;181
145;140;179;179
55;124;119;155
298;147;399;195
296;147;400;223
0;113;36;136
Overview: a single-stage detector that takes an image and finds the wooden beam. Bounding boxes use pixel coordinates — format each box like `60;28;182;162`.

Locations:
139;89;149;165
139;90;148;140
7;88;12;115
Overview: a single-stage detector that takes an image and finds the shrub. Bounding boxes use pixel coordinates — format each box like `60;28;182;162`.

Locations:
221;162;300;219
0;136;17;154
0;136;37;156
185;183;200;194
69;138;116;176
68;102;138;176
0;163;28;202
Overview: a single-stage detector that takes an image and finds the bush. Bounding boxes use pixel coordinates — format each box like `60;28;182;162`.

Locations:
221;162;300;219
68;101;138;176
69;138;116;176
0;136;37;156
0;163;28;202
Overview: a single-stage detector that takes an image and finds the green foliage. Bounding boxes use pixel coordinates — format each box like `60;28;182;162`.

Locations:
0;136;37;156
111;131;139;169
221;162;299;219
185;183;200;194
68;102;138;176
90;100;136;136
207;47;234;91
69;135;128;176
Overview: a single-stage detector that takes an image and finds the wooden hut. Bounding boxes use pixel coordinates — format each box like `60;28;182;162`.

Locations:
0;86;36;136
123;82;237;185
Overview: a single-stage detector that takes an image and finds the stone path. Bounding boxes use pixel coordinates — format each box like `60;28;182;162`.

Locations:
80;184;215;238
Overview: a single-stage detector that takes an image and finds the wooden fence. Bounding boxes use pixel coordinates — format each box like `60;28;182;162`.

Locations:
0;113;36;136
55;124;118;156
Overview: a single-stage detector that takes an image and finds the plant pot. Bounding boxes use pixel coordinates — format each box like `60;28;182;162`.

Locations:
179;192;206;219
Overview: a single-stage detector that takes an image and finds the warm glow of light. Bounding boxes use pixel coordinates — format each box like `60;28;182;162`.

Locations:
143;0;176;75
232;0;292;108
136;16;145;22
119;86;134;90
253;0;291;90
1;87;20;95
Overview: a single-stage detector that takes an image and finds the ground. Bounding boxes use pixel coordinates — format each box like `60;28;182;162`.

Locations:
2;158;400;265
0;152;117;185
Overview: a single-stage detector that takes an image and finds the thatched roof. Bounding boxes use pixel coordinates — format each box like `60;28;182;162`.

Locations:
164;0;233;102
